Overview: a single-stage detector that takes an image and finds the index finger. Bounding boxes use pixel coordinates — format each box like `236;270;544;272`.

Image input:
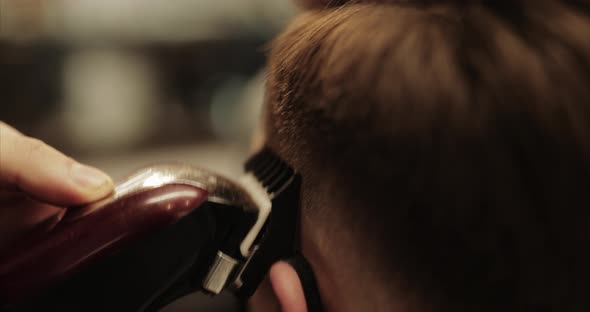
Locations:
0;122;114;206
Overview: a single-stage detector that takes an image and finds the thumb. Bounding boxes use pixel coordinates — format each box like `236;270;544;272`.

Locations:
0;122;114;206
270;261;308;312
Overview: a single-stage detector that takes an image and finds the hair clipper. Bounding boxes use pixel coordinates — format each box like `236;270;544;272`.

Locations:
0;148;322;312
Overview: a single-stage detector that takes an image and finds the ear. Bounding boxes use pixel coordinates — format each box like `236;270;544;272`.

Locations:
269;261;308;312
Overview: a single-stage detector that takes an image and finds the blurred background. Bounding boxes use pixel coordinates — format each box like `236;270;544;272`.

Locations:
0;0;298;310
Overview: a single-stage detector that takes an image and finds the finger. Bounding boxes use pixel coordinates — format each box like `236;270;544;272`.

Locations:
0;122;114;206
270;261;308;312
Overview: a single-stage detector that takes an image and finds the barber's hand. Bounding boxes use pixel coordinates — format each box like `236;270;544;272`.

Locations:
0;121;114;247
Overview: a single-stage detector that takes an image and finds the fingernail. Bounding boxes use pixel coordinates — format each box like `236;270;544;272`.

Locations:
71;163;112;190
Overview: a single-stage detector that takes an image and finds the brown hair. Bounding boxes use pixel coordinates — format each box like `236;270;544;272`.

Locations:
265;1;590;311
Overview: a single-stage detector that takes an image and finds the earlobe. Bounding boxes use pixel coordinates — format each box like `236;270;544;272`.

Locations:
269;261;308;312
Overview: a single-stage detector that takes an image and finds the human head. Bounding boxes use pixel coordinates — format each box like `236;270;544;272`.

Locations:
251;1;590;311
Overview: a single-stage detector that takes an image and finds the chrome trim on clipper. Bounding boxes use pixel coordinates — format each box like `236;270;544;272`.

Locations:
67;164;260;222
203;251;239;294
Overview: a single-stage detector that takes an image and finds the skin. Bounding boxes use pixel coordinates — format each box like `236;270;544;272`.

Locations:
249;261;309;312
0;121;114;247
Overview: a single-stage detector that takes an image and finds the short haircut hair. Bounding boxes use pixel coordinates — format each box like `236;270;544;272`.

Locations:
265;1;590;311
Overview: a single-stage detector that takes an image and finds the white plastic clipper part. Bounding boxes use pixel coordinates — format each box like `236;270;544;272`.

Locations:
237;173;272;258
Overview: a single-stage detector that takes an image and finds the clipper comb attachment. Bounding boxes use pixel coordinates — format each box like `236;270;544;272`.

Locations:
244;147;296;196
234;148;301;297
